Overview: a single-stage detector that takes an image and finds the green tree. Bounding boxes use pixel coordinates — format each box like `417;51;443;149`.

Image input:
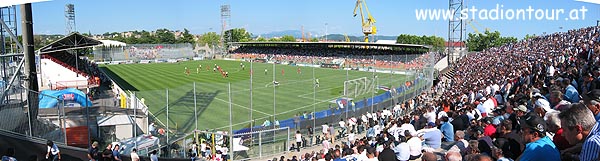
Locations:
155;28;176;44
224;28;252;43
268;37;280;42
466;30;517;51
396;34;445;51
138;30;158;44
178;28;195;44
255;37;267;42
280;35;296;42
198;32;220;46
310;37;319;42
523;34;537;40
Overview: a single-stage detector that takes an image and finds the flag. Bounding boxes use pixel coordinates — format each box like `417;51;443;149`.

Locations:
336;98;348;109
378;86;390;91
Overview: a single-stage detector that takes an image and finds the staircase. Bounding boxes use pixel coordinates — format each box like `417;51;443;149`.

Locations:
442;67;456;80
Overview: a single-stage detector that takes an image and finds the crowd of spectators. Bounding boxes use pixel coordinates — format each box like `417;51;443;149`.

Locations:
270;26;600;161
230;46;443;70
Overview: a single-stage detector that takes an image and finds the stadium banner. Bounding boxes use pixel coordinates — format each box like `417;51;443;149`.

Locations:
336;98;349;109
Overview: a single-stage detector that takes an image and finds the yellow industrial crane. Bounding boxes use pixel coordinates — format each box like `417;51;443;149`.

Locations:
344;34;350;42
467;19;489;34
353;0;376;42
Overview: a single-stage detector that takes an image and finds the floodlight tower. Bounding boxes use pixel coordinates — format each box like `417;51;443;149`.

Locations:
65;4;76;34
448;0;465;65
220;4;231;53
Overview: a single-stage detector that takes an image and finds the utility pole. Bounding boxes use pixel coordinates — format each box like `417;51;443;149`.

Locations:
325;23;328;42
22;3;39;127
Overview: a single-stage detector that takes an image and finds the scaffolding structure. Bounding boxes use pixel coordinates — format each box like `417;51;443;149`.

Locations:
0;6;25;105
447;0;465;65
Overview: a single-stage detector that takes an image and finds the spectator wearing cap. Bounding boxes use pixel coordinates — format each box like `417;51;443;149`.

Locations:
516;115;561;161
513;105;528;118
420;122;442;151
558;103;600;161
87;141;100;161
583;89;600;121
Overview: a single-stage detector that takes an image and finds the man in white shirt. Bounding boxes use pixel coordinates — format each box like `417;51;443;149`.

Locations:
130;148;140;161
393;136;411;161
348;117;357;133
423;107;437;124
373;122;382;136
295;131;302;152
339;119;347;135
405;131;422;160
383;108;393;119
393;103;402;116
322;123;329;137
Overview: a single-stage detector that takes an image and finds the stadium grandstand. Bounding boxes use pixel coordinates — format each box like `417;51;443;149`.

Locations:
1;2;600;161
271;26;600;161
230;42;436;71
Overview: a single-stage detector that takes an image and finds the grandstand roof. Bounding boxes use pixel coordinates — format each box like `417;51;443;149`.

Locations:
97;39;126;47
231;41;430;50
38;32;103;54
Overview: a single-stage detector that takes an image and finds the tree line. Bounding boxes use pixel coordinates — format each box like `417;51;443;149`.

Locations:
396;34;446;51
105;28;195;45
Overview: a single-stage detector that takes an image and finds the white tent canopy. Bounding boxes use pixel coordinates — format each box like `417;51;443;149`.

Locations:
98;115;134;126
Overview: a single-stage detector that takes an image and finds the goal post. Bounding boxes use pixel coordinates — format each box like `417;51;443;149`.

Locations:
344;77;378;98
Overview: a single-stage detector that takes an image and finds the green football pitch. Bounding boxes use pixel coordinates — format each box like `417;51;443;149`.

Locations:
100;60;409;132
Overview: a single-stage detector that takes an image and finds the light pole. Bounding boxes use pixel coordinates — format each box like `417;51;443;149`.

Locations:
325;23;328;42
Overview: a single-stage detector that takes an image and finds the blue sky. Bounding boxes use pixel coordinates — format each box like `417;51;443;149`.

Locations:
26;0;600;39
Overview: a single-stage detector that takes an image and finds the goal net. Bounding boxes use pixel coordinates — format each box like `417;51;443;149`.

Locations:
344;77;378;98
